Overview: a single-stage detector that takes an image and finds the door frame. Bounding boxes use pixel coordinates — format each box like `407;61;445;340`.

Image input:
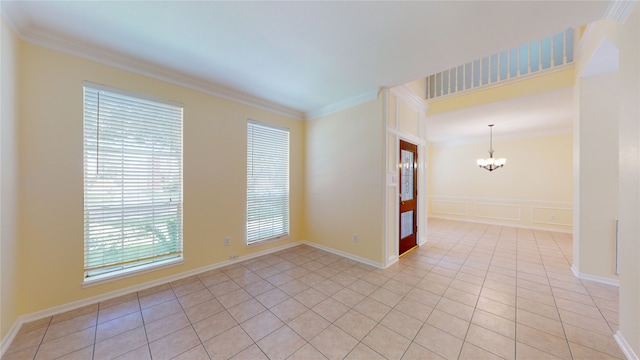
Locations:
399;139;419;256
383;86;429;267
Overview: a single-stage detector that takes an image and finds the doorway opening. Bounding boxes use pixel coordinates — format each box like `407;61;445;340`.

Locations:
399;139;418;256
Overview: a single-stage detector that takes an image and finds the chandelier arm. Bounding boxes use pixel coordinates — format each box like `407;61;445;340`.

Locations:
477;124;506;172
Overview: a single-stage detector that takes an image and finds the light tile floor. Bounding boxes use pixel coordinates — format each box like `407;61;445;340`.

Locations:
4;219;624;360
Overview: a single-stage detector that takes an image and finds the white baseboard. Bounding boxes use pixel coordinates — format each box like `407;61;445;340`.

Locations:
0;320;22;357
1;240;305;357
615;331;639;360
571;265;620;287
302;241;384;269
429;215;573;234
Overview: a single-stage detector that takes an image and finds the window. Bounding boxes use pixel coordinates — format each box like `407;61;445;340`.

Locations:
246;120;289;245
83;82;183;281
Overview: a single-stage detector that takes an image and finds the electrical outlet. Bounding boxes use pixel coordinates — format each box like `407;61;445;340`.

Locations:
353;233;358;243
229;254;238;261
224;236;230;246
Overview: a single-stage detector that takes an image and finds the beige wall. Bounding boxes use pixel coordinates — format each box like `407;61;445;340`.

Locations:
15;42;306;317
1;17;21;340
305;98;385;265
428;68;575;116
616;7;640;357
428;133;573;231
574;72;619;281
575;10;640;356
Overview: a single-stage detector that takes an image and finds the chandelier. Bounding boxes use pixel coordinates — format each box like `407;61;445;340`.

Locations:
477;124;506;172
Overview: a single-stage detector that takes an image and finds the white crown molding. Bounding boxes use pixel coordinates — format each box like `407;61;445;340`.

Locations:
390;85;429;113
306;89;380;120
605;0;638;24
10;23;305;120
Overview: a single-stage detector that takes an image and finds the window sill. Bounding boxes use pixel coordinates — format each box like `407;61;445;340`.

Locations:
82;257;184;288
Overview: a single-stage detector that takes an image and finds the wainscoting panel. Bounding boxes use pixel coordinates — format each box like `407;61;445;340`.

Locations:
531;206;573;227
475;202;521;221
429;196;573;232
431;199;467;216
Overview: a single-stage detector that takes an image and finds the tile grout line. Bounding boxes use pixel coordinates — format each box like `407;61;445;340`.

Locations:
136;291;153;360
533;228;575;360
14;221;622;360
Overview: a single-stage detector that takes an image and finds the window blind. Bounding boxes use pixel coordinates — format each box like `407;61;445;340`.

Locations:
246;120;290;245
83;83;183;278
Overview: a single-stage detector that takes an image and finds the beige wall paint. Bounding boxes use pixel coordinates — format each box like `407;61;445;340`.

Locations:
575;72;619;281
15;42;306;317
1;17;21;340
427;68;575;116
616;7;640;357
428;134;573;231
305;98;385;265
404;78;427;100
575;12;639;355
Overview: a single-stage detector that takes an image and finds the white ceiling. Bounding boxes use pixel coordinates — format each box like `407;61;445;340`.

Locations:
427;87;574;145
1;1;611;121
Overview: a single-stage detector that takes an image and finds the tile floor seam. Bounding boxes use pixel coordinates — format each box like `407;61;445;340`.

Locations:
533;229;578;360
32;316;52;360
461;224;509;360
91;302;101;360
580;278;619;335
127;291;152;360
8;220;624;360
412;222;480;360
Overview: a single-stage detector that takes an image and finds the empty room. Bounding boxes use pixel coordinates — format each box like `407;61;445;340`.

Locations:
1;1;639;359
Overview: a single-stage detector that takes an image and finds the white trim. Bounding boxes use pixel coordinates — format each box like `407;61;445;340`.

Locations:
475;202;521;222
389;85;429;113
387;127;426;146
0;239;388;355
0;240;304;356
605;0;638;24
576;22;595;58
386;256;399;268
531;206;573;227
571;265;620;287
306;89;380;120
615;331;639;360
431;199;468;216
427;63;575;103
83;81;183;108
83;258;184;288
1;321;21;357
383;89;391;267
429;195;572;207
302;241;385;269
429;215;573;234
14;27;305;120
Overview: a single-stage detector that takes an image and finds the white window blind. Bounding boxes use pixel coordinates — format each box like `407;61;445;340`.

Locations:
247;120;290;245
83;82;183;279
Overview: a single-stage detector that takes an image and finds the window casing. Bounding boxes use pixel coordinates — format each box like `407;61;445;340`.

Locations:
83;82;183;281
246;120;290;245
